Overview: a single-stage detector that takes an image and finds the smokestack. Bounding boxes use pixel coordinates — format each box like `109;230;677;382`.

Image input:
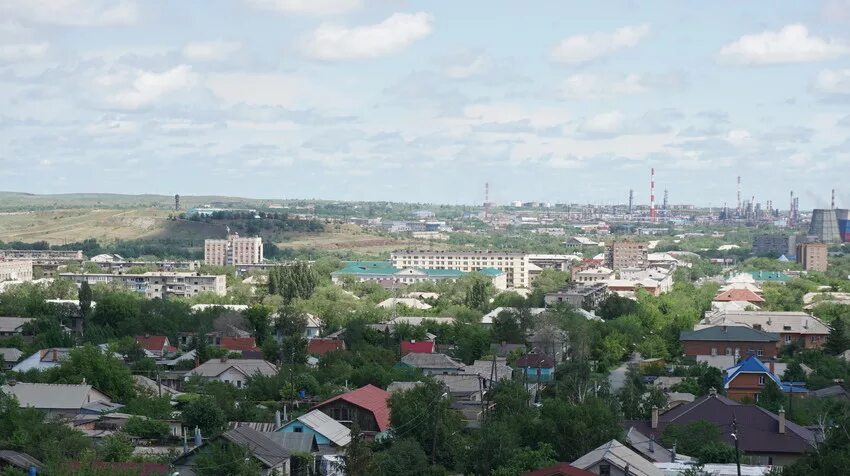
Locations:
737;175;742;216
832;189;836;209
779;408;786;434
651;405;659;429
628;189;634;215
650;168;656;223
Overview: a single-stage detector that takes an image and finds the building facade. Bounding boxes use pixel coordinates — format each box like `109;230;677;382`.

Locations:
0;260;33;282
544;283;608;310
752;234;789;257
390;251;530;288
605;242;648;270
204;234;263;266
0;250;83;261
60;272;226;298
332;261;507;290
796;242;828;272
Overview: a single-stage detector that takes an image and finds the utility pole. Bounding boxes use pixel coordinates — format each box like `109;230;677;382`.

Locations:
431;397;439;465
732;417;742;476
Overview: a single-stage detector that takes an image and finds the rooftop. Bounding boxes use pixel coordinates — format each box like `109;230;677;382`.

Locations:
314;384;391;432
680;326;779;343
190;359;277;379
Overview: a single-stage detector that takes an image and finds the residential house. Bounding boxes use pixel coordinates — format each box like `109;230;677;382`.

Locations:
464;358;514;388
276;409;351;448
264;432;319;474
0;382;115;418
134;335;175;358
571;440;663;476
377;297;432;310
515;354;555;382
0;317;33;337
11;347;71;372
724;355;808;402
624;427;688;464
521;463;595;476
173;426;290;476
0;451;43;473
679;326;779;360
699;310;829;349
481;307;546;326
401;340;435;355
0;348;23;370
398;352;465;375
305;314;322;339
809;385;850;400
312;384;391;435
218;336;261;355
434;374;486;402
625;392;817;466
604;278;662;297
188;358;278;388
387;381;423;394
712;289;766;305
307;337;346;355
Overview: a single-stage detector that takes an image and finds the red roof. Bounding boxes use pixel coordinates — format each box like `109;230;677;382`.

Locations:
219;336;259;352
401;340;434;355
308;338;345;355
315;384;391;432
522;463;595;476
713;289;766;303
135;335;169;351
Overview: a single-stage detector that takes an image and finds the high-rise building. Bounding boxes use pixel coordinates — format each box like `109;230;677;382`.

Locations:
752;234;790;257
796;242;828;272
809;209;842;243
605;241;648;270
204;234;263;266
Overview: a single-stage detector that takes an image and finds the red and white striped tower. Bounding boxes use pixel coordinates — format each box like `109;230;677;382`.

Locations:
649;167;656;223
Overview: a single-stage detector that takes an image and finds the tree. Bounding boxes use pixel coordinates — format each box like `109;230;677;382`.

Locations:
194;440;262;476
757;380;786;413
492;444;557;476
661;420;736;463
78;281;93;318
99;432;133;462
389;380;464;468
492;310;525;344
825;317;850;355
52;344;137;402
464;278;489;312
343;424;374;476
534;397;622;461
268;262;319;304
597;294;639;321
373;438;439;476
244;305;271;345
181;396;226;436
124;416;169;439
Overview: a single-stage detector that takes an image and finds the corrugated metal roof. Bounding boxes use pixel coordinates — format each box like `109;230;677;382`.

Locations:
0;383;103;410
680;326;779;342
400;352;464;370
0;317;33;333
190;359;277;378
223;426;290;467
264;432;317;454
0;347;23;362
293;409;351;446
0;450;43;470
572;440;663;476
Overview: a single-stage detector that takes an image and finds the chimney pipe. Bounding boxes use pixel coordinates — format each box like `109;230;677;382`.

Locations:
274;410;282;428
651;406;659;429
779;408;786;434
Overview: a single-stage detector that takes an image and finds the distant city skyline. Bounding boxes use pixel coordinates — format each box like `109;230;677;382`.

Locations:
0;1;849;207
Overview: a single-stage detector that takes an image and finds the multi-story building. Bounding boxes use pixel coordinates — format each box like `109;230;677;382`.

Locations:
0;250;83;261
796;242;828;272
60;272;227;299
544;283;608;310
204;234;263;266
605;241;648;270
0;260;33;282
699;310;829;349
390;251;531;288
752;234;790;257
331;261;507;290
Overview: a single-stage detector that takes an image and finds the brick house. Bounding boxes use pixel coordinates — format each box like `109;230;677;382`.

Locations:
724;355;808;402
680;325;779;360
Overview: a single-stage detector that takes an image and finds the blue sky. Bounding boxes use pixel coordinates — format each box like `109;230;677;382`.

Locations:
1;0;849;208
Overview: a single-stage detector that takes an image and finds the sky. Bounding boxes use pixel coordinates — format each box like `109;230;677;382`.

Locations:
1;0;849;208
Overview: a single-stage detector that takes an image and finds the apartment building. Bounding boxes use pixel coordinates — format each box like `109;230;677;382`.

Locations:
0;260;33;282
390;251;530;288
796;242;828;272
204;234;263;266
60;272;226;299
605;241;648;270
752;234;789;257
0;250;83;261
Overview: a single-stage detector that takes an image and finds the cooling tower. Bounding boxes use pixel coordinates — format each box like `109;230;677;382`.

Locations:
836;209;850;243
809;209;842;243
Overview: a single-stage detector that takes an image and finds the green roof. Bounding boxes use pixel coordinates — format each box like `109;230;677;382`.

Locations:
333;261;503;279
478;268;504;277
750;271;790;282
423;269;465;277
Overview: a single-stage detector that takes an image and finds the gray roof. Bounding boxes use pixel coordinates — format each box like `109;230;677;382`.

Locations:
0;317;33;333
572;439;663;476
625;427;687;464
0;347;23;362
400;352;464;370
229;421;278;432
190;359;278;378
0;383;107;410
223;426;290;468
464;359;513;382
809;385;850;399
133;375;181;396
387;381;423;394
680;325;779;342
293;409;351;447
434;374;484;395
264;432;318;454
0;450;43;470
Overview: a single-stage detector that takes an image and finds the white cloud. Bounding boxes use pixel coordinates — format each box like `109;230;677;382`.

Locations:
561;73;647;100
814;69;850;94
206;73;306;107
462;102;566;128
444;53;491;79
726;129;753;146
550;24;650;65
182;41;243;62
107;65;199;110
302;12;433;61
0;42;49;62
245;0;360;15
580;111;626;134
0;0;138;26
718;24;848;64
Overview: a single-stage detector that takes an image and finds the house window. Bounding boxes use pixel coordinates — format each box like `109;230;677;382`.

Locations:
759;375;765;385
725;348;732;356
599;464;611;476
294;427;303;433
711;347;717;356
757;349;764;357
785;336;792;344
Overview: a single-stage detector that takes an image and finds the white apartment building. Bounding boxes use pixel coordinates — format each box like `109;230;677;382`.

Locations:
204;234;263;266
60;272;227;299
390;251;531;288
0;260;33;282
